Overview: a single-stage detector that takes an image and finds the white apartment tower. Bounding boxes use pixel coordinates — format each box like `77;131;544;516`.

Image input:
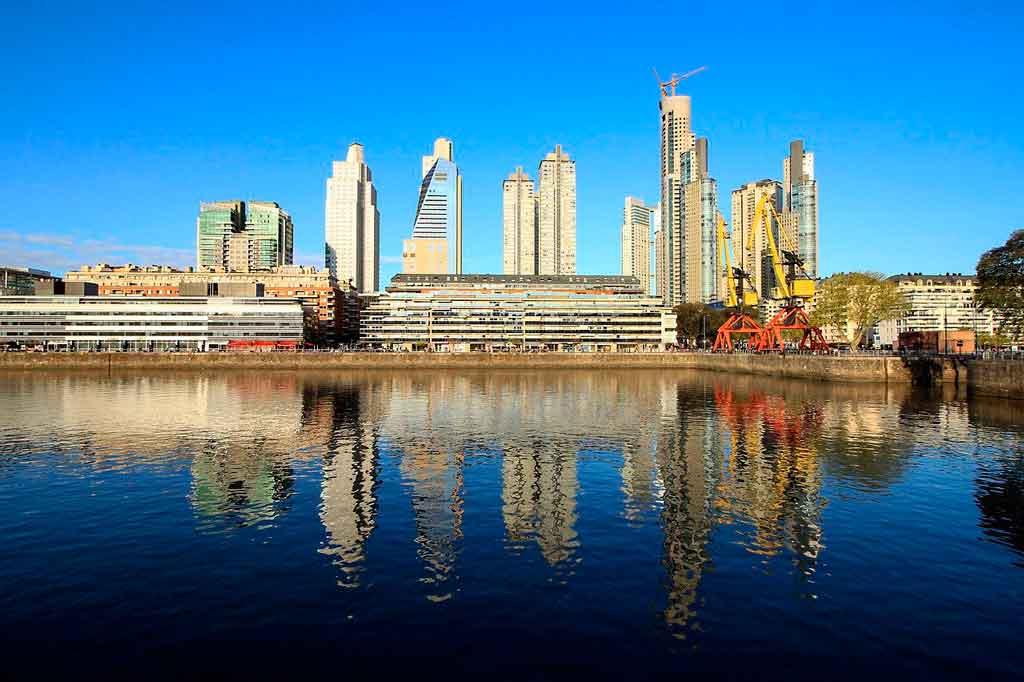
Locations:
659;93;694;305
731;180;785;301
502;167;538;275
325;142;380;292
621;196;654;295
537;145;576;275
782;140;819;279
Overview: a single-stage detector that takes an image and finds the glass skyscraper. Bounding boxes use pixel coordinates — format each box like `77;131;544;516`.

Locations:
196;200;293;271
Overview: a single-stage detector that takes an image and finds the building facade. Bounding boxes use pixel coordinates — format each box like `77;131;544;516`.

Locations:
196;200;293;271
658;92;694;306
502;167;538;275
621;197;654;295
537;145;576;275
0;296;304;351
360;274;675;352
1;267;55;296
782;140;819;279
876;274;997;346
731;180;787;306
64;263;355;345
403;137;462;275
325;142;379;293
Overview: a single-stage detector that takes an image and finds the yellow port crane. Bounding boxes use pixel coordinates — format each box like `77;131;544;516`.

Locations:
712;213;763;352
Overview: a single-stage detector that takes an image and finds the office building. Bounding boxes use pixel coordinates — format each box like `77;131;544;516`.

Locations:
403;137;462;275
325;142;380;292
0;295;304;351
658;90;717;304
196;200;293;271
537;145;576;275
502;167;538;275
782;140;819;279
360;274;675;352
65;263;356;345
1;267;55;296
876;273;997;346
731;180;787;303
621;197;654;295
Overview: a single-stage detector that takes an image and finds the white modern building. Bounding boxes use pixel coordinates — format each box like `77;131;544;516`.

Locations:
621;197;654;295
360;274;675;352
537;145;576;275
325;142;380;293
403;137;463;275
876;273;997;346
502;167;538;275
0;296;305;350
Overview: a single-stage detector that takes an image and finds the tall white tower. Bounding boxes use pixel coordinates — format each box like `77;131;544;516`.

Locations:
503;167;537;275
537;144;576;275
325;142;379;292
621;196;654;294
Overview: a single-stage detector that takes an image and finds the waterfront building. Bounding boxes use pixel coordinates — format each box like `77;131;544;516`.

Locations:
1;267;55;296
360;274;676;352
537;145;576;275
64;263;355;344
782;140;819;279
659;90;694;305
403;138;462;275
0;295;304;350
502;167;538;275
621;197;654;295
876;273;997;346
196;200;293;271
325;142;380;293
730;180;789;309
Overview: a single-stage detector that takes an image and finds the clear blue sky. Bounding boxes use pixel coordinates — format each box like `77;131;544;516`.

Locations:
1;1;1022;280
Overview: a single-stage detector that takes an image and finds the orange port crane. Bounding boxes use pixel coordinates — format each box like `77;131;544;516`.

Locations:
712;214;764;352
653;66;707;96
745;194;829;353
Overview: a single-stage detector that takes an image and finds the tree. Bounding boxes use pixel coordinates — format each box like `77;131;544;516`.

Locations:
673;303;729;347
810;272;909;348
976;229;1024;338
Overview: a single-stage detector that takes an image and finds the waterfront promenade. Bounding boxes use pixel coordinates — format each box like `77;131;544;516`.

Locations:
2;351;1020;398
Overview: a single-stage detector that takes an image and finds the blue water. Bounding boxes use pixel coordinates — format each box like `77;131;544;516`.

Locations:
0;371;1021;679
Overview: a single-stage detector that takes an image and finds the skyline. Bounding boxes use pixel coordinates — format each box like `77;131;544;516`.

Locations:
1;3;1022;280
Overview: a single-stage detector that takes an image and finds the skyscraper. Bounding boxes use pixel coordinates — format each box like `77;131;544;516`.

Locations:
325;142;380;292
196;200;293;271
621;196;654;295
731;180;785;301
537;145;576;275
782;140;819;279
403;137;462;275
502;167;537;275
659;92;718;304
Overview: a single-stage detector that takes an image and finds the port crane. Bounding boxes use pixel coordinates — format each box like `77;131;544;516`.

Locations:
712;214;764;352
746;194;829;353
653;66;707;97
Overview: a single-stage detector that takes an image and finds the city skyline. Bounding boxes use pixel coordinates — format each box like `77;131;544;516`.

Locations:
1;4;1020;281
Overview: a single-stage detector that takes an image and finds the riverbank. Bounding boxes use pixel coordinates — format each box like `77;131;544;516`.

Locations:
2;351;1018;397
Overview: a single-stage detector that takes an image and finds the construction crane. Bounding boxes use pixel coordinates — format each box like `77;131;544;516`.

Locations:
712;214;763;352
653;65;707;97
746;194;828;352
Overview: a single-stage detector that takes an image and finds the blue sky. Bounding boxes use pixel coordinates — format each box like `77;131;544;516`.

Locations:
1;1;1022;280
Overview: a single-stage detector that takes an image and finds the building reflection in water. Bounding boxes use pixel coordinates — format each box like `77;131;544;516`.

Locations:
969;396;1024;566
502;445;578;566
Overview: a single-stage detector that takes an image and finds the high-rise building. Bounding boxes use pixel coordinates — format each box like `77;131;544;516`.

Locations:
782;140;819;279
537;145;576;275
658;93;717;304
731;180;786;301
403;137;462;275
196;200;293;272
651;205;661;297
502;167;537;275
621;197;654;295
325;142;380;292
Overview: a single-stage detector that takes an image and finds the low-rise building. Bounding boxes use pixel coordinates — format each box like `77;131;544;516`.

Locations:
360;274;676;352
1;267;56;296
876;273;996;346
64;263;356;345
0;295;304;351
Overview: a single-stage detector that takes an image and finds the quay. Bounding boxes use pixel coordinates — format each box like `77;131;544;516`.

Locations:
1;351;1021;399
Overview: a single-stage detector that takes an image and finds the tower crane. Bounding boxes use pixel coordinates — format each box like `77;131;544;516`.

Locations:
653;66;707;97
746;194;828;353
712;214;764;352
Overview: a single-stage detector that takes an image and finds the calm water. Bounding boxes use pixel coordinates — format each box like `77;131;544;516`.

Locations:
1;370;1022;678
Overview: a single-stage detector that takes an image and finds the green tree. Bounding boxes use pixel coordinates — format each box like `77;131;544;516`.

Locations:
673;303;729;347
976;229;1024;338
810;272;909;348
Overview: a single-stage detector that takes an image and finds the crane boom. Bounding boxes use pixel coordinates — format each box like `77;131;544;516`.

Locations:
717;214;737;308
